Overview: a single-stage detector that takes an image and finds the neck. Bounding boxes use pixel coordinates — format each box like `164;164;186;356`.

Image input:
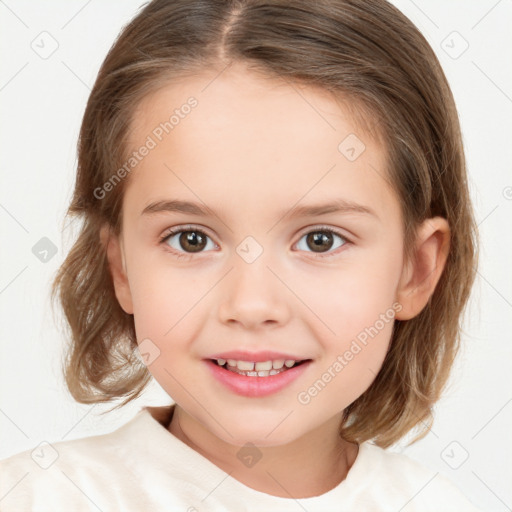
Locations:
167;404;359;499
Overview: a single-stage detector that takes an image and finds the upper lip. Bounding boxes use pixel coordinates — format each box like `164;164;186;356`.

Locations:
207;350;310;363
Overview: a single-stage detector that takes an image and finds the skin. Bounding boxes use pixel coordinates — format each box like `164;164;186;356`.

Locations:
100;61;450;498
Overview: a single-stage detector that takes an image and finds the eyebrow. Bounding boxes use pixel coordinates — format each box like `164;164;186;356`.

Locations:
141;198;377;219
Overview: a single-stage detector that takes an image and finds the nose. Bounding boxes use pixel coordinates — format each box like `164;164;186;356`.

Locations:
217;256;291;330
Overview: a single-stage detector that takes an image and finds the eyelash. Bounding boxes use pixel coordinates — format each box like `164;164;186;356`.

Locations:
158;225;351;260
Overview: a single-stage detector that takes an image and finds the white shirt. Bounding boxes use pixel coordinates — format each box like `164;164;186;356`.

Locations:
0;405;480;511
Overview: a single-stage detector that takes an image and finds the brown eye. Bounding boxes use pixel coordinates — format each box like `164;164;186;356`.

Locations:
296;229;347;255
177;231;207;252
161;228;215;255
306;232;335;252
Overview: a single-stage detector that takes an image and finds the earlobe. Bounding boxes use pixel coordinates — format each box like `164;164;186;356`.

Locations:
99;224;134;315
395;217;450;321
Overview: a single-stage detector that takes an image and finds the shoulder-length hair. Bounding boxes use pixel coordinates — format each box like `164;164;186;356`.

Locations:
51;0;477;448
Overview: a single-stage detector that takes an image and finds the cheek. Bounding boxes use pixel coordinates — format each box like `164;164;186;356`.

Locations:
126;241;197;313
297;316;394;413
291;249;400;406
127;256;201;348
294;251;402;341
128;268;206;398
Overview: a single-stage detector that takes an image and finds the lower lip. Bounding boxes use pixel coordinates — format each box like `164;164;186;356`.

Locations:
205;360;311;397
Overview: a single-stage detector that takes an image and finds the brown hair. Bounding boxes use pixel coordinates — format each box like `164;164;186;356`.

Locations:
51;0;478;448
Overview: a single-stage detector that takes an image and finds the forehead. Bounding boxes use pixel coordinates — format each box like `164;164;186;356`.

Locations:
128;63;380;156
122;62;397;225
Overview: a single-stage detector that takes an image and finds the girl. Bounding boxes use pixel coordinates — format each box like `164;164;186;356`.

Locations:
0;0;480;510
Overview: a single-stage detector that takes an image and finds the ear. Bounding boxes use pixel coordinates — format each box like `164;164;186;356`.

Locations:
100;224;134;315
395;217;450;321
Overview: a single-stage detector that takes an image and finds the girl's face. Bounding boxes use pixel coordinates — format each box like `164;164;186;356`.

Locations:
107;63;417;446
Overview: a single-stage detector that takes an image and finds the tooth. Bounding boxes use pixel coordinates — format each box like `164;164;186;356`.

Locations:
269;369;279;375
216;358;226;366
257;370;270;377
227;359;237;367
284;360;295;368
246;371;258;376
237;360;255;371
255;360;272;371
272;359;285;369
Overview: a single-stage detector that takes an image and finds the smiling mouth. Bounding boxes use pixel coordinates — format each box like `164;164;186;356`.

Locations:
210;358;311;377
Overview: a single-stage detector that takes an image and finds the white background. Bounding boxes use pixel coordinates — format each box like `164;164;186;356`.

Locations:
0;1;511;510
